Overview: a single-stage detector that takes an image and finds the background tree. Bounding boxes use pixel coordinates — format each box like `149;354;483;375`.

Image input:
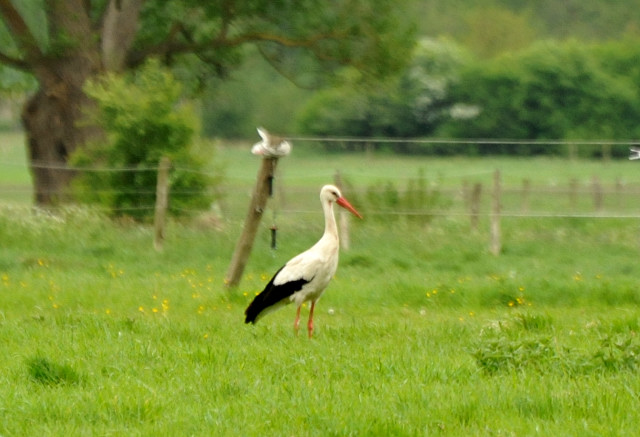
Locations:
0;0;414;205
462;6;536;59
439;40;640;156
296;37;470;152
411;0;640;42
201;46;314;138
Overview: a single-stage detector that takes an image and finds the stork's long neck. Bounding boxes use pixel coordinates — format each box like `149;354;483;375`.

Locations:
322;199;339;243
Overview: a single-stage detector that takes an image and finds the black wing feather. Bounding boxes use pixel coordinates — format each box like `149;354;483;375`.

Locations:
244;266;311;324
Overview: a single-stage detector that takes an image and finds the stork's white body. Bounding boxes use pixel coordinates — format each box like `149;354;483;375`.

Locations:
277;212;339;306
244;185;362;337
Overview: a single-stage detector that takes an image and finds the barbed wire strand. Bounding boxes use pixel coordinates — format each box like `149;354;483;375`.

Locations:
286;136;640;146
2;136;640;220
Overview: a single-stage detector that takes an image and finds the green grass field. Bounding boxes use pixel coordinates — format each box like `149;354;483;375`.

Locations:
2;134;640;435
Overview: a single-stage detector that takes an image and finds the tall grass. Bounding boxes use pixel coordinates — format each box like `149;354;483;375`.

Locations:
2;198;640;435
3;136;640;434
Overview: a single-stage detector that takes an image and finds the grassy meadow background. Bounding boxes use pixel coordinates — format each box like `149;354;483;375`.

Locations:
2;132;640;435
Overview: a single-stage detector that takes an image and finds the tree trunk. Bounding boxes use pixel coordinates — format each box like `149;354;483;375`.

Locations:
15;0;108;206
23;90;79;204
22;63;102;206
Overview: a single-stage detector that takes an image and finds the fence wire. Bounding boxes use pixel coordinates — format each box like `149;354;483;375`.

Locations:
3;136;640;219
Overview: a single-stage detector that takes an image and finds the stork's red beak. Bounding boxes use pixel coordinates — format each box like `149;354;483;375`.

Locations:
336;197;363;219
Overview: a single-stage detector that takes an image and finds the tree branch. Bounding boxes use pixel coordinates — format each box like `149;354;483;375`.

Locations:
255;43;319;90
226;31;344;49
0;0;42;66
127;26;344;69
0;48;31;71
101;0;145;70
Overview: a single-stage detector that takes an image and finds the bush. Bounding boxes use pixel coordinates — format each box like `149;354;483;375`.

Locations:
298;37;640;157
440;40;640;145
72;60;217;221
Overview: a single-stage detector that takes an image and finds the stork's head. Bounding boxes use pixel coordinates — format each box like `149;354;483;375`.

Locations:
320;185;363;219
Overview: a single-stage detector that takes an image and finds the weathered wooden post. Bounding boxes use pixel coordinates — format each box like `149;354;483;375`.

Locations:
569;178;578;211
225;158;278;287
568;143;577;161
153;156;171;252
592;176;603;212
365;141;374;159
470;182;482;232
490;169;501;256
615;178;623;209
521;178;531;214
602;143;611;163
225;128;291;289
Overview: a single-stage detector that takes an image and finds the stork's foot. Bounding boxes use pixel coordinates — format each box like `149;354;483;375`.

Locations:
307;320;314;338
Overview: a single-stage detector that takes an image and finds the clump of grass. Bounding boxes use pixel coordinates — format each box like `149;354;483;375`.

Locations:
472;320;640;376
471;336;557;374
512;312;553;331
590;333;640;372
26;356;82;386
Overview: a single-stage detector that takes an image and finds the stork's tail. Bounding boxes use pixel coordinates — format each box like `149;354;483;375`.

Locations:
244;268;310;325
244;289;290;324
244;296;265;324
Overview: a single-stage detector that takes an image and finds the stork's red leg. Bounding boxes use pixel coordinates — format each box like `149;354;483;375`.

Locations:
307;301;316;338
294;305;301;335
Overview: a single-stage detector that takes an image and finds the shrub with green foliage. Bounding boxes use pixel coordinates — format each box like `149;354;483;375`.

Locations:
72;60;217;221
439;40;640;156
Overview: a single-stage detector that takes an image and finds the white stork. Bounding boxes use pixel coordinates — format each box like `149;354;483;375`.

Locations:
244;184;363;337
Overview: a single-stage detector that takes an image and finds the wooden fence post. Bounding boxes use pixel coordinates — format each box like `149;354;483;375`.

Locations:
225;157;278;288
615;178;623;209
365;142;374;159
490;169;501;256
153;157;171;252
592;176;603;212
569;178;578;211
602;143;611;163
521;178;531;214
470;182;482;231
334;171;350;250
462;180;470;208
